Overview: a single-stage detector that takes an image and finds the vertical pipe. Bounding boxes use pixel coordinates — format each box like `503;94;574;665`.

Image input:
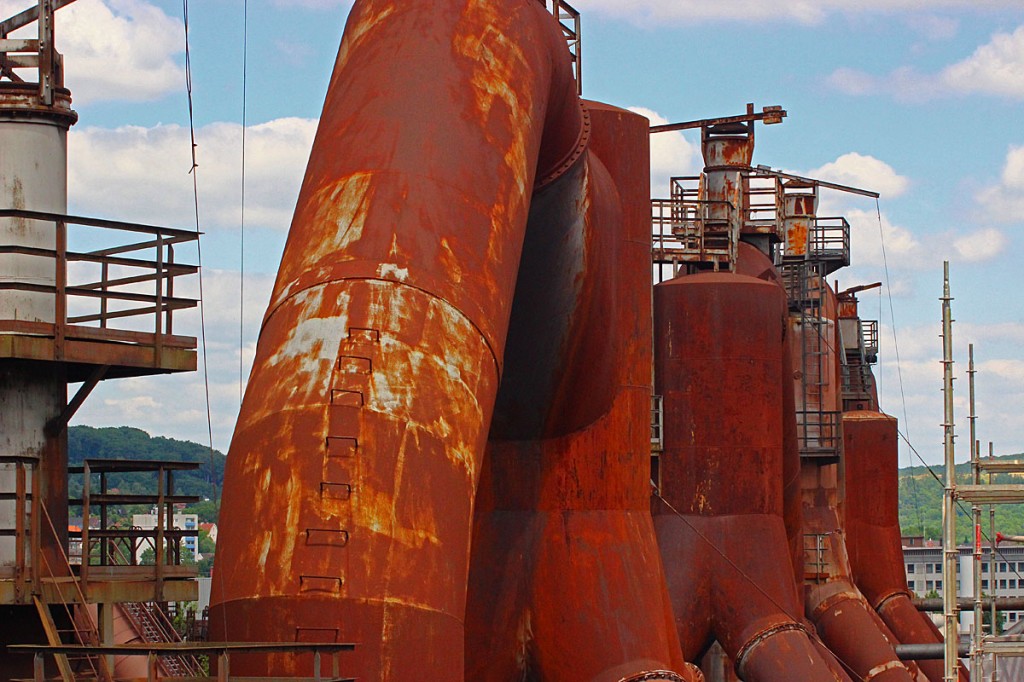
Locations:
940;261;957;682
989;440;998;681
0;85;75;597
968;346;981;680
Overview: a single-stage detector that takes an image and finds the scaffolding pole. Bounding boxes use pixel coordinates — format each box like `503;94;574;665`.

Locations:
969;344;982;680
989;440;999;681
941;261;958;682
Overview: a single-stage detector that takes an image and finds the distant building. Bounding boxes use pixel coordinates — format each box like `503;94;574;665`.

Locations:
903;541;1024;631
131;511;200;562
199;522;218;544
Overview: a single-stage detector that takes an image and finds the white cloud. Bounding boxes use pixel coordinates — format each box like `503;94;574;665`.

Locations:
809;153;909;199
909;15;959;41
977;145;1024;224
845;208;926;269
941;25;1024;99
827;68;879;96
72;268;276;450
951;228;1007;262
68;117;317;231
271;0;352;8
628;106;698;198
582;1;1013;26
0;0;185;104
829;25;1024;101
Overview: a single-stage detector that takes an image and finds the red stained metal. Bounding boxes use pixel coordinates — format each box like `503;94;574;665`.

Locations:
792;286;916;681
210;1;592;679
782;185;816;257
211;3;694;681
844;410;969;682
653;243;849;681
466;102;697;682
701;125;754;236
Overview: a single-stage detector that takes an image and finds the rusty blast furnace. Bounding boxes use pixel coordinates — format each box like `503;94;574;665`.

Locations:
211;1;958;681
213;1;693;680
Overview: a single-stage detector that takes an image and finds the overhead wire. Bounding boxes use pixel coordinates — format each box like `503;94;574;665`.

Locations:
180;0;216;498
875;198;926;538
239;0;248;405
897;429;1024;592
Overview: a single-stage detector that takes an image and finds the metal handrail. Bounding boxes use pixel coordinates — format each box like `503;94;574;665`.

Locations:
539;0;582;94
650;395;664;451
796;409;842;456
0;208;199;350
809;216;851;266
861;319;879;357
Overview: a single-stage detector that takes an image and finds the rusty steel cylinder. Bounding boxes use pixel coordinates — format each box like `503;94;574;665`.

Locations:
653;243;850;681
844;410;969;682
794;286;915;682
466;102;696;682
209;0;590;678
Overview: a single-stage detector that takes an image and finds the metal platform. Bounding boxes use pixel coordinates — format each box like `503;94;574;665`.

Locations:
0;208;198;381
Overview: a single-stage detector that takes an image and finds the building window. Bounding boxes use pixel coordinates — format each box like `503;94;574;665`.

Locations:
1001;563;1008;572
908;564;916;573
983;562;990;572
1012;613;1019;621
937;580;943;590
1011;580;1018;589
927;580;934;591
908;580;916;591
1001;580;1008;590
983;580;989;590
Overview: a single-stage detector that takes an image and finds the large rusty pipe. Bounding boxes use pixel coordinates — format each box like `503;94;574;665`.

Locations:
653;243;850;681
844;410;969;682
210;1;589;679
795;288;915;681
466;102;697;682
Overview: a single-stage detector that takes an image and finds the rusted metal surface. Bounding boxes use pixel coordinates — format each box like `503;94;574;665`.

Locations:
781;181;816;258
211;2;691;680
698;120;755;265
793;284;917;681
844;411;969;682
653;243;849;680
466;102;695;682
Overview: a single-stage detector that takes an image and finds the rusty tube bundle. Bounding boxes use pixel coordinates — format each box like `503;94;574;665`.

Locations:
793;286;920;682
210;1;695;680
465;100;696;682
652;243;851;681
843;405;968;681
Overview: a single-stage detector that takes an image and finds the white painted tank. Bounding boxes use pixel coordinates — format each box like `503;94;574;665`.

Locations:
0;86;76;571
0;88;75;323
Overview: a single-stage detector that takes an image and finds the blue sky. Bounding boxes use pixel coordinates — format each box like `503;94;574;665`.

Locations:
6;0;1021;468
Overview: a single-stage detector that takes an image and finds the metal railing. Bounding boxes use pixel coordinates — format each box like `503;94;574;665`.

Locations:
0;455;38;603
796;410;842;459
803;533;831;583
808;216;851;269
652;197;736;276
0;0;69;104
0;208;198;365
650;394;664;452
11;642;358;682
539;0;582;94
861;319;879;359
68;459;201;602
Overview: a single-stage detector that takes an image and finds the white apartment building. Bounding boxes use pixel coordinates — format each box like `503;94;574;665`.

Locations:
903;542;1024;630
131;510;200;563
